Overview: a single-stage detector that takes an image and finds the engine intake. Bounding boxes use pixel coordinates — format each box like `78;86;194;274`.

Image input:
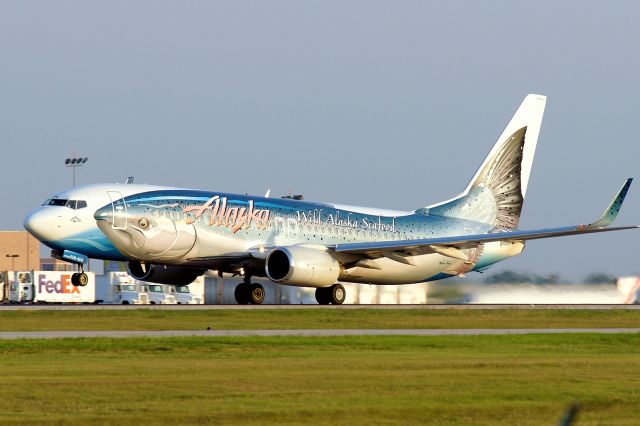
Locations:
265;246;340;287
128;262;204;286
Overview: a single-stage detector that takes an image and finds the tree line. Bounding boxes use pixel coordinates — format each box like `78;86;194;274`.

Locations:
482;271;622;285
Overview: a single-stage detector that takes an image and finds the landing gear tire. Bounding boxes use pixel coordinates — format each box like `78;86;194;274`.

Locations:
330;284;346;305
315;287;331;305
249;283;265;305
78;273;89;287
315;284;346;305
234;283;251;305
71;272;89;287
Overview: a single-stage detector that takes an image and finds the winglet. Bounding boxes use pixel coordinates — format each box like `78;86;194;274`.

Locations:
587;178;633;228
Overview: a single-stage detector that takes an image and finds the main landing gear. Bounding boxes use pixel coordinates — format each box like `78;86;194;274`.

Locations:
315;284;346;305
233;279;347;305
234;278;266;305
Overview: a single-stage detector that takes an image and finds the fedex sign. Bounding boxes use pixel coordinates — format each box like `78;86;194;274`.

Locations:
38;274;81;294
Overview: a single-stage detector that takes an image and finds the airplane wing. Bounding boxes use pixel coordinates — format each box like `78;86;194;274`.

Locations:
333;179;637;258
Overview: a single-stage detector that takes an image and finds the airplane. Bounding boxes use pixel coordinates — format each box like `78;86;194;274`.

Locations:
23;94;638;304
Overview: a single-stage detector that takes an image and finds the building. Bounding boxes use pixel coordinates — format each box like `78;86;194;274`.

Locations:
0;231;40;270
40;258;76;271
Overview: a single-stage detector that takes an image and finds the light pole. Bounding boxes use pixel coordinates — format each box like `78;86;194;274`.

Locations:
5;254;19;270
65;157;89;187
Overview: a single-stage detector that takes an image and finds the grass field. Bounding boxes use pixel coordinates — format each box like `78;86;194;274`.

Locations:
1;309;638;424
0;308;638;331
0;333;638;425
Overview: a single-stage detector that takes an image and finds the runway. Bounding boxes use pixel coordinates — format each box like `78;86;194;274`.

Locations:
1;328;639;339
0;304;639;311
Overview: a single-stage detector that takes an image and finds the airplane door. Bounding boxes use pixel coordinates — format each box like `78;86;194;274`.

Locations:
107;191;128;229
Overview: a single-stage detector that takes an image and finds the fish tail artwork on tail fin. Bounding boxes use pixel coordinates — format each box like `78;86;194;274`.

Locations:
421;94;547;230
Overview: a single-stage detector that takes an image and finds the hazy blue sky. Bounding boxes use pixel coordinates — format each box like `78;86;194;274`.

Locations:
1;2;638;279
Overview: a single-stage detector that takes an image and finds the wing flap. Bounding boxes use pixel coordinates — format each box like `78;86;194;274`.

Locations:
335;225;638;255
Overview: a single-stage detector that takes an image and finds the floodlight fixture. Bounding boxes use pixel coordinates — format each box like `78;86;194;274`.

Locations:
65;156;90;187
5;254;19;270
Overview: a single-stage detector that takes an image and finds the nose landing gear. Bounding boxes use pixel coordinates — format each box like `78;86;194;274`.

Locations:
71;263;89;287
51;249;89;287
71;272;89;286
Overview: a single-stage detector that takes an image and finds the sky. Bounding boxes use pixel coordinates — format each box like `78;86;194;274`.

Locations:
0;1;638;279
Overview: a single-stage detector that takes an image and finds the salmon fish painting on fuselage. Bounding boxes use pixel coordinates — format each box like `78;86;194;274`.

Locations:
24;95;639;304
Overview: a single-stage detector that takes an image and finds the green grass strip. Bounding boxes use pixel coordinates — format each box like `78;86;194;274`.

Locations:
0;334;638;425
0;308;638;331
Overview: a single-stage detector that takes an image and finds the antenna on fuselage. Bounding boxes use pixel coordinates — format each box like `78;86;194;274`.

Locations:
126;176;134;184
264;189;271;198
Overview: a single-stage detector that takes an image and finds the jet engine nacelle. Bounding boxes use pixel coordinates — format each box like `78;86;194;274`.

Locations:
265;246;340;288
128;262;205;286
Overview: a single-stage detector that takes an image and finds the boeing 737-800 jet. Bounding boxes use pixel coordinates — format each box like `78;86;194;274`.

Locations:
24;94;638;304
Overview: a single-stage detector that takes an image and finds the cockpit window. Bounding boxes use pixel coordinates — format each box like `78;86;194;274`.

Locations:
43;199;87;209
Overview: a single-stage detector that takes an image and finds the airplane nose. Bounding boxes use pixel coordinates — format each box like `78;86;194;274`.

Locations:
94;205;114;224
23;208;59;242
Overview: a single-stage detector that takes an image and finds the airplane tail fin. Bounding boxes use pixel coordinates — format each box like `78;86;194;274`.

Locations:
421;94;547;230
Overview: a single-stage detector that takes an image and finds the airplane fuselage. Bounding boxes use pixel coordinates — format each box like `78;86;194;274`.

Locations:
25;183;522;285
